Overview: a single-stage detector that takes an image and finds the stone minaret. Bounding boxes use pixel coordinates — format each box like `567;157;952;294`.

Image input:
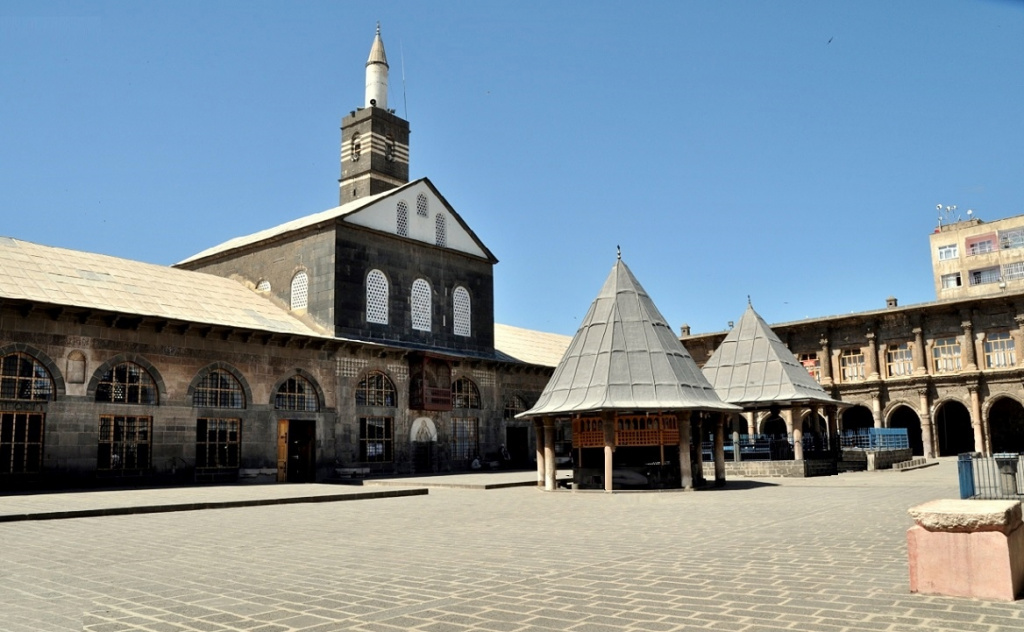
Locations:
339;24;410;204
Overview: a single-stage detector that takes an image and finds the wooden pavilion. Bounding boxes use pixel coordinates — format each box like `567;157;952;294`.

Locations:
517;256;739;491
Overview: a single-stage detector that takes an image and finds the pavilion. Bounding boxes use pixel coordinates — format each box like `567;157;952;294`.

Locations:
517;255;739;491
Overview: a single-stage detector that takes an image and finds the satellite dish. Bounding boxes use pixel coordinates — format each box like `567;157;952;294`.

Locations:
936;204;943;210
968;209;974;217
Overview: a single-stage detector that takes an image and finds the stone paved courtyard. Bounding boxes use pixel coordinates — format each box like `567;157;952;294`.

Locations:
2;459;1023;631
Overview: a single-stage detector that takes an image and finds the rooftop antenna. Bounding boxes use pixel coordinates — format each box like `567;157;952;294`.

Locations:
936;203;957;227
400;40;408;120
616;245;621;260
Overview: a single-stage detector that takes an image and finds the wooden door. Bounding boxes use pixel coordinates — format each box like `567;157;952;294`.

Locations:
276;420;288;482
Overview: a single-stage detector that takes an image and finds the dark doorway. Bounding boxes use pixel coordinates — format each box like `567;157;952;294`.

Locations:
762;417;787;437
506;426;530;467
989;397;1024;453
935;400;974;456
286;419;316;482
413;441;434;473
841;405;874;432
889;406;924;456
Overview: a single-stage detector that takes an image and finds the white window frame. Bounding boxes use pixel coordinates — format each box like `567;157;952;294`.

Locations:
452;286;471;336
366;269;389;325
940;273;962;289
1003;261;1024;282
937;244;958;261
290;271;309;311
985;332;1016;369
969;267;1000;286
411;279;432;332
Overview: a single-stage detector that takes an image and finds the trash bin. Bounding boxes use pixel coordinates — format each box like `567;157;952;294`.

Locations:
957;453;976;499
993;453;1019;496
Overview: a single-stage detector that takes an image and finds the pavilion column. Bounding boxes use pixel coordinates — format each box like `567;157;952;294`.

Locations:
677;411;693;491
713;415;726;486
962;315;978;371
819;335;833;386
602;412;615;492
968;384;986;456
912;326;928;375
865;331;879;380
918;389;935;459
871;394;883;429
534;419;544;488
744;411;756;436
731;413;742;463
785;409;803;461
543;418;556;491
826;405;839;451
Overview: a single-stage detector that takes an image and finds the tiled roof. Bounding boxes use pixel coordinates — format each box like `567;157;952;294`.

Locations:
519;258;739;417
0;237;325;338
701;304;841;408
493;324;572;367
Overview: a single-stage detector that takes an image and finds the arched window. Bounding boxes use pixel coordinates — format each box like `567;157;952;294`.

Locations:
384;134;395;162
95;362;157;404
416;193;428;217
396;201;409;237
355;371;396;407
1;352;54;401
452;377;480;409
452;286;471;336
435;213;447;247
193;369;245;409
503;395;526;420
256;280;271;292
351;134;361;162
275;375;319;412
411;278;432;332
366;270;389;325
290;271;309;311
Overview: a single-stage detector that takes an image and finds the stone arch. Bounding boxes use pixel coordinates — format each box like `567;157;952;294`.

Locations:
887;404;924;456
800;409;827;435
933;398;974;456
841;405;874;433
0;343;65;399
761;416;787;437
987;394;1024;453
186;362;253;408
410;417;437;474
270;369;326;412
86;353;166;403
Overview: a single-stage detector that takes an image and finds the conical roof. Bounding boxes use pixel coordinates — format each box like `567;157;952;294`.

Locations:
367;24;388;67
518;258;739;418
702;303;841;408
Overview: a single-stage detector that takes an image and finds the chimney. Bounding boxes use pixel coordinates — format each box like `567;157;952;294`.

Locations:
680;323;691;336
886;296;898;309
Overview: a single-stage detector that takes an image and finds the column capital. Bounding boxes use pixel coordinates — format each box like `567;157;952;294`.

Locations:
912;326;923;336
961;320;974;332
865;331;877;342
819;335;830;348
1014;313;1024;327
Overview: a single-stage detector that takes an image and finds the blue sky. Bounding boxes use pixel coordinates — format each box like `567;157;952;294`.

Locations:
2;1;1022;337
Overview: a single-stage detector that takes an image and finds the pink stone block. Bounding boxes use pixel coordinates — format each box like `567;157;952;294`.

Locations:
907;499;1024;601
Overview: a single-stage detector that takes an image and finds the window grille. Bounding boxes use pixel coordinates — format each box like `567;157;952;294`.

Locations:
384;134;395;162
968;239;995;256
95;362;157;404
275;376;319;412
193;370;245;409
969;267;1000;286
290;271;309;310
0;352;53;401
932;337;962;373
1003;261;1024;281
839;349;865;382
359;416;393;462
351;134;361;162
985;332;1016;369
453;286;471;336
196;418;240;469
256;280;271;292
366;270;389;324
886;343;914;377
416;193;428;217
798;353;820;381
941;273;962;289
435;213;447;247
411;279;431;331
98;415;151;471
452;377;481;409
0;412;43;474
937;244;959;261
1000;228;1024;250
503;395;526;420
450;417;479;461
355;371;396;407
396;201;409;237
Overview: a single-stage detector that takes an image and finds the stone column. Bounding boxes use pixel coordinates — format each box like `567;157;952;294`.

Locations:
713;416;726;486
968;385;985;456
792;411;804;461
543;418;556;491
602;412;615;492
872;394;883;428
827;405;839;453
534;419;544;488
744;411;756;436
865;331;879;380
677;411;693;491
918;389;935;459
912;326;928;375
962;316;978;371
819;335;833;386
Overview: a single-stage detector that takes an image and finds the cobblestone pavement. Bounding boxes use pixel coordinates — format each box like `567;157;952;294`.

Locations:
2;459;1023;631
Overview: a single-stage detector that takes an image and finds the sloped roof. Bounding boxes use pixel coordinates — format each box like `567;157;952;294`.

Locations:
701;303;842;408
177;178;496;266
519;258;739;418
494;323;572;367
0;237;326;338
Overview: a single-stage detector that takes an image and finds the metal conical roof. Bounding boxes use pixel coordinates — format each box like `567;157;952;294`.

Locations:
367;24;388;67
518;258;739;418
702;303;841;408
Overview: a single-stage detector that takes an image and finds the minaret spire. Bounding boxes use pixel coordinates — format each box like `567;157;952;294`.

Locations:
365;22;389;109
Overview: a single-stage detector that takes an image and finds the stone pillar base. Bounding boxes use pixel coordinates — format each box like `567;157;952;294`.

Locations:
907;499;1024;601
